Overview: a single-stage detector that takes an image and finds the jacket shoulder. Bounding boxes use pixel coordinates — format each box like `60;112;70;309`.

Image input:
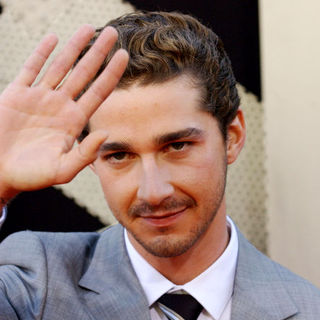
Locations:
0;230;99;266
0;230;102;318
234;231;320;319
271;253;320;315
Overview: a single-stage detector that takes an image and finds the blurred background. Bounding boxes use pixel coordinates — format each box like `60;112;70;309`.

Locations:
0;0;319;287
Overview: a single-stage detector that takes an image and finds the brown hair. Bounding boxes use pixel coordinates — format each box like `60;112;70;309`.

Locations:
78;11;240;140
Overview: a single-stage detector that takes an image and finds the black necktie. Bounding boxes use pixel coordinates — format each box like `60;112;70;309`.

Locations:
158;293;203;320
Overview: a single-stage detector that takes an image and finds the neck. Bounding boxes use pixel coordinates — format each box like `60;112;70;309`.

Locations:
128;201;229;284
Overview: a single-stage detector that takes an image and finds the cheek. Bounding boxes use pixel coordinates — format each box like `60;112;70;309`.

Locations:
178;155;226;196
95;167;137;215
183;152;224;179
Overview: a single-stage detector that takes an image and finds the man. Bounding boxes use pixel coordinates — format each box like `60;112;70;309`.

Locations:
0;11;319;320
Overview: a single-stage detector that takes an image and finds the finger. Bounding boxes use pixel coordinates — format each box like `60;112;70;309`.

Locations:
38;24;95;89
77;49;129;118
14;34;58;86
61;26;119;98
56;130;108;184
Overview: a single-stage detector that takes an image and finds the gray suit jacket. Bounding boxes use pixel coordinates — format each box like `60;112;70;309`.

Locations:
0;224;319;319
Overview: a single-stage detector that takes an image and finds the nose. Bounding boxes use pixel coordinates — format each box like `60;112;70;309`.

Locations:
137;157;174;205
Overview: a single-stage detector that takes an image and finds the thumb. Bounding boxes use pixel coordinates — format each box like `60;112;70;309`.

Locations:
56;130;108;184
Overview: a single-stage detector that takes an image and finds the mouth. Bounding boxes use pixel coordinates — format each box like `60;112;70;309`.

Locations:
140;207;188;227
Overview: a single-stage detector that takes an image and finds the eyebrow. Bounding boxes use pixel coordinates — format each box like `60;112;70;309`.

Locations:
155;127;204;145
99;127;204;153
99;141;132;153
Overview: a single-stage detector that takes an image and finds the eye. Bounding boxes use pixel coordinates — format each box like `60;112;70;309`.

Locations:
170;141;187;150
104;152;129;163
164;141;191;153
113;152;127;160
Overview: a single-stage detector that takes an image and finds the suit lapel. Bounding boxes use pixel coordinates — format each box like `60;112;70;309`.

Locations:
76;223;300;319
78;224;151;320
231;231;298;320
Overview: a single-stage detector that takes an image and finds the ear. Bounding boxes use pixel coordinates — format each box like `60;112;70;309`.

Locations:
226;108;246;164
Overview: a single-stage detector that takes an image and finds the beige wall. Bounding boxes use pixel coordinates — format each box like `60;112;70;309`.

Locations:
260;0;320;286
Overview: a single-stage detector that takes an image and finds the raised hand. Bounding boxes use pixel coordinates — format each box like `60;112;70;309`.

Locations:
0;25;128;204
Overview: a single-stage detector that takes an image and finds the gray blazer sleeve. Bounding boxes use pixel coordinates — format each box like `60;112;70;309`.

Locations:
0;231;48;319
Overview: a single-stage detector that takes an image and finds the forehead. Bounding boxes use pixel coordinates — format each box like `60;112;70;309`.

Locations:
89;75;216;142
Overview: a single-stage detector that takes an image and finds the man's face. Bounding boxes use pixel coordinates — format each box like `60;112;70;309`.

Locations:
90;75;232;258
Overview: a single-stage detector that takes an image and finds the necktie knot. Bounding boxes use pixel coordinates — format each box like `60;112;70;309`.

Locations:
158;293;203;320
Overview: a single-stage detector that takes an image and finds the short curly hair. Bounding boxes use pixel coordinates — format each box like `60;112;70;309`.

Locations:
78;11;240;141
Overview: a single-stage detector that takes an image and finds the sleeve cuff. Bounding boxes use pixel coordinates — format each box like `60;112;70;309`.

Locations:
0;207;7;228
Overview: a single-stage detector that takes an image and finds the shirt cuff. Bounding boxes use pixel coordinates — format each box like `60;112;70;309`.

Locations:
0;207;7;228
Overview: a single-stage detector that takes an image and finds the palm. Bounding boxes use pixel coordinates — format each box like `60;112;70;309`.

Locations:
0;85;83;188
0;25;128;194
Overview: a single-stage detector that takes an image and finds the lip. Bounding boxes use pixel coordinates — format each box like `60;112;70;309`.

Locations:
141;207;188;227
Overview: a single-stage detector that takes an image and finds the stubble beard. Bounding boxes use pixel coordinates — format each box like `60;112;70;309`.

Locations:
127;164;227;258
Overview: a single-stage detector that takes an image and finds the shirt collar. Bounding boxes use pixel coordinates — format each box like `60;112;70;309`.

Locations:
125;216;238;320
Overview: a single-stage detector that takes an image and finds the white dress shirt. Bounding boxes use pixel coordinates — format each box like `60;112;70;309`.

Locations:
125;216;238;320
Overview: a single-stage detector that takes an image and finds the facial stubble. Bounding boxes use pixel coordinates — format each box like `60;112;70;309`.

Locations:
127;159;228;258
